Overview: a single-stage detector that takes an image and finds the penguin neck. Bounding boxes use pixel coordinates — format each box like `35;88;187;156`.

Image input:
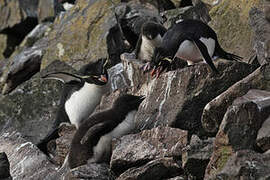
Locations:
65;82;106;128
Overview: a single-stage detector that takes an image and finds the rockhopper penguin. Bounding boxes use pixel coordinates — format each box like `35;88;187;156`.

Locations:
149;19;243;77
37;58;109;154
134;21;167;71
68;94;144;169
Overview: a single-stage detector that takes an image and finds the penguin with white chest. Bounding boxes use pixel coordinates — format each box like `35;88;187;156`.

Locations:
68;94;144;169
134;21;167;71
37;58;109;154
149;19;243;77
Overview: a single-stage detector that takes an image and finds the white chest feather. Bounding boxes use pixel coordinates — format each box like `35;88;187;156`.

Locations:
176;37;215;65
65;83;104;128
139;35;162;61
90;110;137;163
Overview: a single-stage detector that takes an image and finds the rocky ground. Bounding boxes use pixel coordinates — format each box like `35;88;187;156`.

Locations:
0;0;270;179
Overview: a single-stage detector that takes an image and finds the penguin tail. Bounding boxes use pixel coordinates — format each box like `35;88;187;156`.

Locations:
215;43;243;62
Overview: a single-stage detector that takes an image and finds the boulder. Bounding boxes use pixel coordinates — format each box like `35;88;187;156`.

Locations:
205;89;270;179
37;0;64;23
110;126;188;175
256;115;270;152
0;72;62;144
202;63;270;134
0;130;57;180
208;0;261;61
182;135;215;179
0;152;11;179
208;150;270;180
65;163;115;180
117;158;183;180
249;7;270;65
135;60;256;135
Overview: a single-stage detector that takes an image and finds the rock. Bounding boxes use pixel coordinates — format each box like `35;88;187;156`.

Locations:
208;150;270;180
0;152;11;179
264;0;270;22
249;8;270;65
205;90;270;178
65;163;115;180
208;0;261;61
0;130;57;180
0;72;62;144
117;158;183;180
257;115;270;152
135;60;256;135
166;176;186;180
182;135;215;179
0;33;20;59
38;0;64;23
52;123;76;165
110;126;188;175
121;0;176;11
202;63;270;134
41;0;124;70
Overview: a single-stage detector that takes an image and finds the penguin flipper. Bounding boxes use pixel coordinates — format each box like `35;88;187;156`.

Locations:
42;72;82;84
80;122;106;145
193;38;219;74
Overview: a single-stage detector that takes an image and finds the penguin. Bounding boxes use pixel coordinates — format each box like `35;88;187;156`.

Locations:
134;21;167;71
149;19;243;77
37;58;109;154
68;94;144;169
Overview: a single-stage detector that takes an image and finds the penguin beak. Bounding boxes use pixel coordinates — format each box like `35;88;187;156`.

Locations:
98;75;107;83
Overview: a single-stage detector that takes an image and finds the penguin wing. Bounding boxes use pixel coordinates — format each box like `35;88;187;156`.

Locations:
80;122;107;145
134;34;143;59
192;38;219;73
42;72;82;83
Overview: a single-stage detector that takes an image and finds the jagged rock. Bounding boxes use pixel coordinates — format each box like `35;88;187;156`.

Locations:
117;158;183;180
0;33;19;59
65;163;115;180
38;0;64;23
52;123;76;165
110;126;188;175
182;135;214;180
122;0;176;11
135;60;256;135
202;64;270;134
264;0;270;21
249;7;270;65
208;0;261;61
208;150;270;180
0;152;11;179
0;130;57;180
0;72;62;144
257;115;270;152
205;90;270;179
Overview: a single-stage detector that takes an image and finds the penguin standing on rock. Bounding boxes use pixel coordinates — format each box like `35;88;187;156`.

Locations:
149;19;243;77
134;21;167;71
37;58;109;154
68;94;144;169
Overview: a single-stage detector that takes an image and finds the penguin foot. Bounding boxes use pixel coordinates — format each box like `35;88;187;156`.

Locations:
142;62;152;73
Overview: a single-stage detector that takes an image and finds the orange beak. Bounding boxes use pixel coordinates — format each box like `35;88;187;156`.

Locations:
99;75;107;83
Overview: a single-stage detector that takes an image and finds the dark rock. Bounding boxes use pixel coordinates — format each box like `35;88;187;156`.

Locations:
117;158;183;180
65;163;115;180
135;60;256;135
182;135;214;180
52;123;76;165
0;72;62;144
0;130;57;179
0;33;20;59
205;89;270;178
110;126;188;175
0;152;11;179
209;150;270;180
249;8;270;65
257;115;270;152
202;64;270;134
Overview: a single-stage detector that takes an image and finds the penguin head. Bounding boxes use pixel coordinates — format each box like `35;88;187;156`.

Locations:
42;58;109;86
113;94;145;112
150;47;173;78
142;21;166;40
79;58;109;86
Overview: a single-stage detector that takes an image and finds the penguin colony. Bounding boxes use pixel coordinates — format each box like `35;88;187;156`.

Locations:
40;18;242;169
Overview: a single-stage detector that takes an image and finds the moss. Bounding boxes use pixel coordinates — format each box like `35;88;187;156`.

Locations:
209;0;260;61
